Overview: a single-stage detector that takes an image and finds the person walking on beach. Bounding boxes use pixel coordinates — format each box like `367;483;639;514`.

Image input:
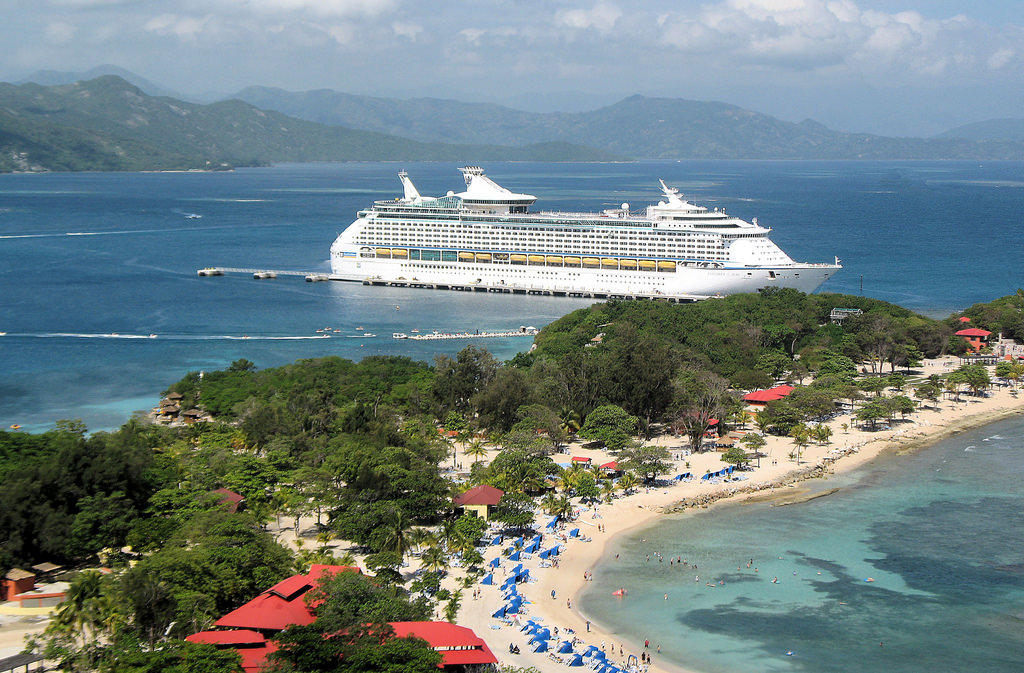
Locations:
586;620;591;632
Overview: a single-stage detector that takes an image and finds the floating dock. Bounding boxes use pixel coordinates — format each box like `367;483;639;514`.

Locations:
393;327;539;341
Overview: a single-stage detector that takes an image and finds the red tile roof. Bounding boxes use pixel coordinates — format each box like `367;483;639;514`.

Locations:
955;328;991;337
389;621;498;667
571;456;592;463
600;461;619;470
453;484;504;507
743;385;796;403
214;565;359;632
187;629;266;646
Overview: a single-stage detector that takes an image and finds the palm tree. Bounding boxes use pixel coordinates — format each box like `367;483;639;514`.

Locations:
464;439;488;465
420;546;449;574
541;492;561;515
551;495;574;519
559;406;581;438
601;479;616;503
379;506;412;557
50;570;120;653
407;527;436;554
812;423;833;445
618;471;639;495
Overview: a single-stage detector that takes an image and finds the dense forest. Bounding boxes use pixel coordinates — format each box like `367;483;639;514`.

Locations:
2;289;1021;671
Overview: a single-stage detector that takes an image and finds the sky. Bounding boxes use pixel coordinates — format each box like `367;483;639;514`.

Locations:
2;0;1022;136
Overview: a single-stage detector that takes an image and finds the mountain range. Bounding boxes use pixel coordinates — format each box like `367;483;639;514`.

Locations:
0;76;616;172
2;68;1024;173
232;86;1024;161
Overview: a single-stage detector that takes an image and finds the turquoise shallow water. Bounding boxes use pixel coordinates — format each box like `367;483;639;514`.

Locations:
579;415;1024;673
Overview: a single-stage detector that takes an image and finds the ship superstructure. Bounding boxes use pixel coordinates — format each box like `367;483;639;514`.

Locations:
329;167;840;299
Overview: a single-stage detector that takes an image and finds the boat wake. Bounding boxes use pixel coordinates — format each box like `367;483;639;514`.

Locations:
8;333;332;341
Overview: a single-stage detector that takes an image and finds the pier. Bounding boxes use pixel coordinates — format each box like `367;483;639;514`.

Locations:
393;327;539;341
196;267;709;302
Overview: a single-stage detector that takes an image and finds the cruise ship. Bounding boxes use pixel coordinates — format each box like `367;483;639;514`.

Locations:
329;167;840;299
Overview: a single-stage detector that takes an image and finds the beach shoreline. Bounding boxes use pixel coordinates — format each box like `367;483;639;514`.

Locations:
458;360;1023;673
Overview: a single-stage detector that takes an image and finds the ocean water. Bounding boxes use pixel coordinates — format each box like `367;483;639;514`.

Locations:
579;415;1024;673
1;160;1023;432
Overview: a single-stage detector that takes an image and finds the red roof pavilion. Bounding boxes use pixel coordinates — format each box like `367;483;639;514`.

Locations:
390;621;498;668
212;488;245;513
743;385;796;404
453;484;504;507
570;456;592;463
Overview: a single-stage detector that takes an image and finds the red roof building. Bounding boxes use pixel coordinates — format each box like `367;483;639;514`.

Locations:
453;485;504;521
570;456;592;463
955;328;992;352
214;565;360;632
186;629;279;673
212;488;245;513
390;621;498;668
743;385;796;405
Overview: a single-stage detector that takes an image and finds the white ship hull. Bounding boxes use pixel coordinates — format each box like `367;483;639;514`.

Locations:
329;255;835;299
328;167;840;301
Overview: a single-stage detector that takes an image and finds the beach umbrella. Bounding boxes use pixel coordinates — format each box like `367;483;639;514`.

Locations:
503;586;518;598
515;536;524;546
532;628;551;640
491;536;503;545
531;640;549;653
558;641;574;654
538;549;550;559
489;557;501;568
481;573;493;585
509;550;521;561
568;654;584;666
569;528;580;537
491;607;506;618
513;563;524;574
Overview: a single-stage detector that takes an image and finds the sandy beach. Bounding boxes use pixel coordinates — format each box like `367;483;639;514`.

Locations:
456;358;1024;673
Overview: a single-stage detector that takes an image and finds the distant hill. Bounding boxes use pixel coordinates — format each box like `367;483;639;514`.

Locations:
234;86;1024;160
935;118;1024;142
0;76;620;173
17;65;187;100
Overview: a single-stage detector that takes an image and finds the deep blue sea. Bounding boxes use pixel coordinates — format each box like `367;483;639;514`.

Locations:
2;161;1023;672
2;161;1022;432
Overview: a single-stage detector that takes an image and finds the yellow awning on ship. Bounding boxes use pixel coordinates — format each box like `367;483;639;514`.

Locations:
392;248;408;257
564;256;582;265
376;248;391;256
475;253;492;262
528;255;546;263
601;258;618;267
619;259;638;269
658;260;677;270
511;254;528;262
458;252;475;260
546;256;563;265
582;257;600;266
639;260;657;269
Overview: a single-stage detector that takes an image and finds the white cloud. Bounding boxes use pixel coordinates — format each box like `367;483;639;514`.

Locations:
556;2;622;34
987;47;1015;70
655;0;1017;77
224;0;395;19
44;21;77;44
144;13;210;42
392;22;422;41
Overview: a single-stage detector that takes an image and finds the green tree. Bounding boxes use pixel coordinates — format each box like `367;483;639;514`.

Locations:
670;369;734;453
619;445;672;483
578;405;638;452
721;445;749;468
492;492;536;533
